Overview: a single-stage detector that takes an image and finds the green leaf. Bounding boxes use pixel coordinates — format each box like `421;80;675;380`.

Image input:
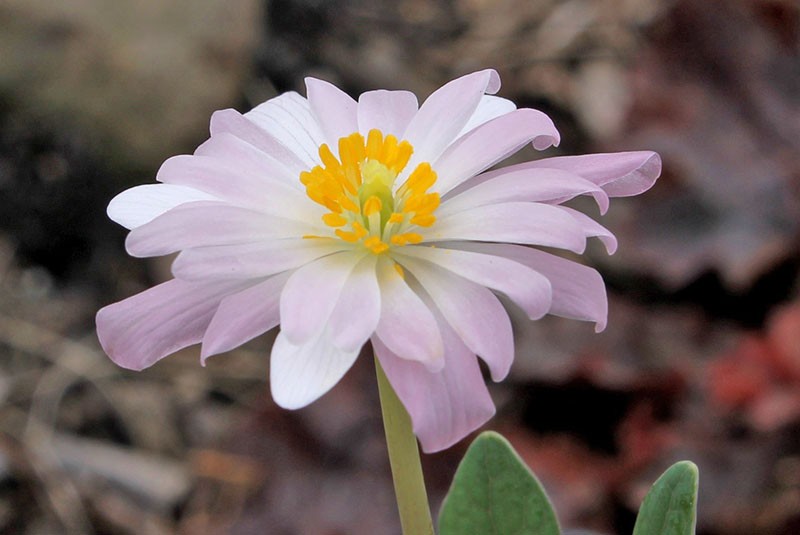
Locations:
633;461;699;535
438;431;560;535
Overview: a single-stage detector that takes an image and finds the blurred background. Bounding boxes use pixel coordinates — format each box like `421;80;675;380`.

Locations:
1;0;799;533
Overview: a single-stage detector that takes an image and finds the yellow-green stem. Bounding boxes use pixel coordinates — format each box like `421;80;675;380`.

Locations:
375;356;435;535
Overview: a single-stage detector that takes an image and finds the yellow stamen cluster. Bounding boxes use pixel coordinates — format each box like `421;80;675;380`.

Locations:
300;129;440;254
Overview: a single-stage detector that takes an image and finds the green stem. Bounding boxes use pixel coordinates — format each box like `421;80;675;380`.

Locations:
375;356;435;535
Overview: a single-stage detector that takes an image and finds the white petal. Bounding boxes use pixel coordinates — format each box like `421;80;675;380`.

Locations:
402;69;501;169
270;329;360;409
456;95;517;138
397;246;552;320
156;154;322;220
558;206;618;254
397;255;514;382
172;239;349;281
374;257;444;370
357;89;419;139
107;184;216;230
244;91;325;168
420;202;587;253
201;273;289;361
305;77;359;151
125;202;324;258
327;255;381;352
279;251;364;345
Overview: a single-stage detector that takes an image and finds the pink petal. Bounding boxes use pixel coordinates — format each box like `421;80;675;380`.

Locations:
270;329;360;410
456;95;517;138
201;273;289;362
374;257;444;370
107;184;216;230
397;255;514;382
373;324;496;453
172;239;348;281
522;151;661;197
433;108;560;195
420;202;587;253
126;202;323;258
279;251;363;345
440;167;610;216
357;89;419;139
557;206;618;254
96;279;244;371
156;154;321;220
244;91;325;168
447;242;608;331
209;109;309;175
397;245;552;320
305;77;359;151
402;69;501;168
194;131;302;189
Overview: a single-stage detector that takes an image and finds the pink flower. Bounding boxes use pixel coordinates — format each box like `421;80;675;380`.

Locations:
97;70;660;452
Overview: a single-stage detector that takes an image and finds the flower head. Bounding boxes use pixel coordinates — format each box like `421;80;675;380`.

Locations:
97;70;660;452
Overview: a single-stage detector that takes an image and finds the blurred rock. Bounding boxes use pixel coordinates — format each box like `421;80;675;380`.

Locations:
0;0;260;169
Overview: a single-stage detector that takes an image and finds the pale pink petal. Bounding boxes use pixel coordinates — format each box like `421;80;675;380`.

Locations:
397;246;552;320
201;273;290;361
209;109;309;175
244;91;325;168
107;184;217;230
194;131;302;189
401;69;501;168
305;77;359;151
439;167;610;216
446;242;608;331
327;256;381;352
434;108;560;195
558;206;618;254
373;324;495;453
357;89;419;139
279;251;363;345
126;202;324;258
397;255;514;382
270;329;360;409
157;154;322;220
420;202;587;253
374;257;444;370
96;279;245;371
172;239;349;281
456;95;516;138
521;151;661;197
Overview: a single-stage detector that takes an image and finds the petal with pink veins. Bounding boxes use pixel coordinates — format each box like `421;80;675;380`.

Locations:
520;151;661;197
327;255;381;352
433;108;560;195
96;278;246;371
279;251;364;345
396;255;514;382
373;321;495;453
443;242;608;331
201;272;290;362
374;257;444;370
397;245;552;320
420;202;587;254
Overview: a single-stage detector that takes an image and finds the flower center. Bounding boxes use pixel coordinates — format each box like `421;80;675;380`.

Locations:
300;129;440;254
